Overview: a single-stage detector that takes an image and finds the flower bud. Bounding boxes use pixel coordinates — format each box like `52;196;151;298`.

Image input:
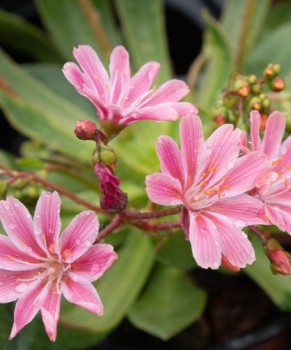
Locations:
248;74;257;84
213;114;226;126
75;120;98;141
237;85;251;97
265;238;291;275
249;97;262;111
271;77;285;92
263;64;276;80
94;163;128;213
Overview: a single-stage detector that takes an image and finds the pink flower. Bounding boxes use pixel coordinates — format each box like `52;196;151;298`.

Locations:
63;45;197;130
0;191;117;341
246;110;291;234
146;114;268;269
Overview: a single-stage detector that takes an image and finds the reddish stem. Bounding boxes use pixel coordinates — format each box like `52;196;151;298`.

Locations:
96;214;123;242
121;207;181;221
249;225;268;245
134;221;181;232
3;170;105;214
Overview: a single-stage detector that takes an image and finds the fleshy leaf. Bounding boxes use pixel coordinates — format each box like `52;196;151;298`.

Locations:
128;264;206;340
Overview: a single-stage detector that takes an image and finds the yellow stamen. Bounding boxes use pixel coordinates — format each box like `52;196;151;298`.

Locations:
272;157;283;166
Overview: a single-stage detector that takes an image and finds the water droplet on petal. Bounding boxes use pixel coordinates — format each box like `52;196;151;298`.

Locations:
76;239;81;245
8;223;15;229
234;220;246;229
13;202;20;208
0;281;4;286
227;162;234;169
205;148;212;157
4;204;10;210
48;228;54;234
15;282;28;293
84;240;91;247
281;145;287;155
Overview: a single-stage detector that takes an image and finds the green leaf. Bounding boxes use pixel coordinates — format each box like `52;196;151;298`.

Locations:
196;11;233;108
221;0;270;70
115;0;171;82
0;9;61;62
245;236;291;311
128;264;206;340
157;231;195;271
0;93;92;161
23;63;94;115
36;0;118;61
0;49;94;161
61;230;155;331
246;23;291;76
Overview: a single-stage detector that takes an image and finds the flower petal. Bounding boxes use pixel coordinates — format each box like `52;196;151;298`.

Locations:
123;104;179;124
223;152;269;196
156;136;183;183
180;114;205;187
126;61;160;103
41;287;61;341
208;194;266;226
71;244;117;282
9;280;45;339
109;46;130;105
63;277;103;315
0;235;41;271
145;173;183;205
33;191;61;255
0;197;43;257
188;212;221;269
206;212;256;267
264;205;291;234
144;79;190;105
249;110;262;152
204;125;241;186
0;269;40;303
261;111;286;158
60;211;99;263
73;45;109;98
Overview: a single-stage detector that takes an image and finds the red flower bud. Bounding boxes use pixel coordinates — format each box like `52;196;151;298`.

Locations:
75;120;98;141
94;163;128;214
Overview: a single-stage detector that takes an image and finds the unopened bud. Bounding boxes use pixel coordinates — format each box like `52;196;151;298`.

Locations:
248;74;257;84
273;64;282;75
265;238;291;275
75;120;97;141
272;77;285;92
214;114;226;126
251;83;262;94
264;64;276;80
92;143;117;168
237;85;251;97
94;163;128;213
249;97;262;111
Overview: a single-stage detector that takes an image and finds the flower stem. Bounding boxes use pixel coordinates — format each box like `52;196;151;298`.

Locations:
1;168;105;214
249;225;268;245
96;215;123;242
120;207;181;221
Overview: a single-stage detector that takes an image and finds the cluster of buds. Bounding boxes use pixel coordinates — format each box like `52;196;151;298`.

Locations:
75;120;128;213
264;238;291;275
214;64;286;130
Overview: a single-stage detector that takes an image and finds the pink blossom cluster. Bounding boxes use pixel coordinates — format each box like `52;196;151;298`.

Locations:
146;111;291;270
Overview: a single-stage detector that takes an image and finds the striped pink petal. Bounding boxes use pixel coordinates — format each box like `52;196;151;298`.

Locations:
188;212;221;269
71;244;118;282
63;276;103;315
156;135;183;183
0;197;43;257
126;62;160;103
33;191;61;255
249;110;262;152
73;45;109;98
261;111;286;158
9;280;45;339
180;114;205;187
145;173;183;205
60;211;99;263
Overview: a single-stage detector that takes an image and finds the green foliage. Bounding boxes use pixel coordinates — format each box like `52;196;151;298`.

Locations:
128;264;206;340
